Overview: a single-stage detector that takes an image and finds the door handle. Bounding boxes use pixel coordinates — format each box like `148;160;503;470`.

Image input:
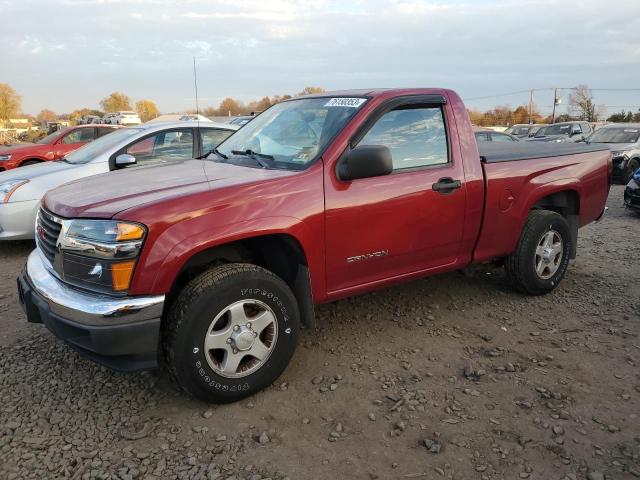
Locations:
432;177;462;194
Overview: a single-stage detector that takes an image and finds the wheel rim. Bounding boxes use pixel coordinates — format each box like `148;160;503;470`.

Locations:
534;230;563;280
203;299;278;378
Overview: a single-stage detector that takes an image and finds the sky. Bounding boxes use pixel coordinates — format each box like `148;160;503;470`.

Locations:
2;0;640;117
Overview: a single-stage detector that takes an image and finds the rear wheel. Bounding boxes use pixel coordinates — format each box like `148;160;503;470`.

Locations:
505;210;572;295
163;263;300;403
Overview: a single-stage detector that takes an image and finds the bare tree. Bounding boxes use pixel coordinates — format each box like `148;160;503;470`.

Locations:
569;85;597;122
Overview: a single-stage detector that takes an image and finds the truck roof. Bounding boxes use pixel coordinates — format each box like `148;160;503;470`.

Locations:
296;88;444;99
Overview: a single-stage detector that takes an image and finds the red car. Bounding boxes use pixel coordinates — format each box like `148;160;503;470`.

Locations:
19;88;611;403
0;125;119;171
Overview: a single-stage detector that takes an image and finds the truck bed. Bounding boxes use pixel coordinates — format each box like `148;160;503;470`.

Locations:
474;144;612;264
479;142;610;163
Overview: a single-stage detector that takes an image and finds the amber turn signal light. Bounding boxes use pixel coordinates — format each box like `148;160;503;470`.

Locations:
116;223;145;241
111;261;136;291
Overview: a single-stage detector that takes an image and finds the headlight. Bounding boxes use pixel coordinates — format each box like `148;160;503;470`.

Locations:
57;219;146;294
633;169;640;182
0;154;11;161
0;179;29;203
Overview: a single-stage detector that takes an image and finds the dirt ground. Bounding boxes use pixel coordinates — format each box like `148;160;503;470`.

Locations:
1;186;638;480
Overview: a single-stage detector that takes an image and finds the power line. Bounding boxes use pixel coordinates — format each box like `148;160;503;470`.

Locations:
464;87;640;102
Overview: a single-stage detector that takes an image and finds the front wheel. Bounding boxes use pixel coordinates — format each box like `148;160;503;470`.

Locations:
163;263;300;403
505;210;572;295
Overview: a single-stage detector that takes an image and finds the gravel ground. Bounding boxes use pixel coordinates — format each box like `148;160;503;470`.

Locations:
1;186;639;480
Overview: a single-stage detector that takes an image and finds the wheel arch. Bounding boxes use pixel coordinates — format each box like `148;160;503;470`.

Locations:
18;157;46;167
528;188;580;259
165;233;316;328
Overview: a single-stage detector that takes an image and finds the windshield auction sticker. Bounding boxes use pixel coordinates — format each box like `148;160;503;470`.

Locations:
324;98;367;108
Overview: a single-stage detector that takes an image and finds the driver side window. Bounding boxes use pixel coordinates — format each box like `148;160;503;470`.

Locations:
358;106;449;170
125;129;194;164
63;128;96;144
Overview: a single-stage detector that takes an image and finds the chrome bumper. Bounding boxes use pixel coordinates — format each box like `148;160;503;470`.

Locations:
24;249;164;326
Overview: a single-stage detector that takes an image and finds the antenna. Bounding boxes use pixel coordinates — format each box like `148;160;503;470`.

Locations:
193;56;200;129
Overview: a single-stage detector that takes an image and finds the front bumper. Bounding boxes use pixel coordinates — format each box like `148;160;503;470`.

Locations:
0;199;40;240
624;180;640;210
17;249;165;371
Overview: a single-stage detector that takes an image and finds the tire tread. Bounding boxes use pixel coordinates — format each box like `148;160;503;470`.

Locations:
505;210;568;295
162;263;287;398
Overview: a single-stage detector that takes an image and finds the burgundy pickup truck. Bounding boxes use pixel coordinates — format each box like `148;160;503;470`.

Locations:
17;89;611;403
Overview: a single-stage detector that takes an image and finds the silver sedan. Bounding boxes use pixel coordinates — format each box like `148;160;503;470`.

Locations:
0;120;238;240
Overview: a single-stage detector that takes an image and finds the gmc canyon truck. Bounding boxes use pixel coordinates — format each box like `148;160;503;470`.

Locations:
17;89;611;403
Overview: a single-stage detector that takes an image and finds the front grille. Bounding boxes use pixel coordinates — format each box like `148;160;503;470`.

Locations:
36;208;62;264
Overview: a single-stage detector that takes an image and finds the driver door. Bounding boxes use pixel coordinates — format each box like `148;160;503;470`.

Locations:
324;100;467;294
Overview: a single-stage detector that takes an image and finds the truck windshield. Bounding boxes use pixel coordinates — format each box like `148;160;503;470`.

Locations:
214;97;368;170
64;128;142;164
587;127;640;144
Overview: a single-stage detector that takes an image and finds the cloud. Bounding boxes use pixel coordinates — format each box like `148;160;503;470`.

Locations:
19;35;42;54
1;0;640;115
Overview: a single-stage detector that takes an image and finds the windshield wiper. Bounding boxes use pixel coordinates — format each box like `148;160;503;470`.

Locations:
231;149;274;169
202;147;228;160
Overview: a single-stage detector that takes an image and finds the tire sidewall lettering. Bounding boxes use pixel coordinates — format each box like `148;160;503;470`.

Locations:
187;284;295;394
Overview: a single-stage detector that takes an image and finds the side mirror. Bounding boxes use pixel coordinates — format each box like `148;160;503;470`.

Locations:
337;145;393;181
115;153;137;168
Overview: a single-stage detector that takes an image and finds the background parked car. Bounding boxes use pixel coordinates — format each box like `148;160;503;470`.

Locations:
105;111;142;126
0;121;238;240
527;121;592;143
504;124;544;138
179;114;211;122
586;123;640;184
0;125;118;171
227;115;255;126
623;167;640;211
474;129;519;142
102;113;116;124
78;115;102;125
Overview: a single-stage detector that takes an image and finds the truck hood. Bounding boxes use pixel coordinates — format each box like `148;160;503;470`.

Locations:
43;159;295;219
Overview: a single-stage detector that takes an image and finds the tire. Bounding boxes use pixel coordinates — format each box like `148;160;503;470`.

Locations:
163;263;300;403
505;210;572;295
20;160;41;167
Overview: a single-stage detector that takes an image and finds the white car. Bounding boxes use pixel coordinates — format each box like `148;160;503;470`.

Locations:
0;121;238;240
102;113;117;124
111;111;142;126
179;114;212;122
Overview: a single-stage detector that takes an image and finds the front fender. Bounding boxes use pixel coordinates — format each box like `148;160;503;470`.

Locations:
128;215;324;299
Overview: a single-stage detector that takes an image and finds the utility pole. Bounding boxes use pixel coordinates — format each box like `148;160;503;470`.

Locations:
551;88;559;123
528;90;534;124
